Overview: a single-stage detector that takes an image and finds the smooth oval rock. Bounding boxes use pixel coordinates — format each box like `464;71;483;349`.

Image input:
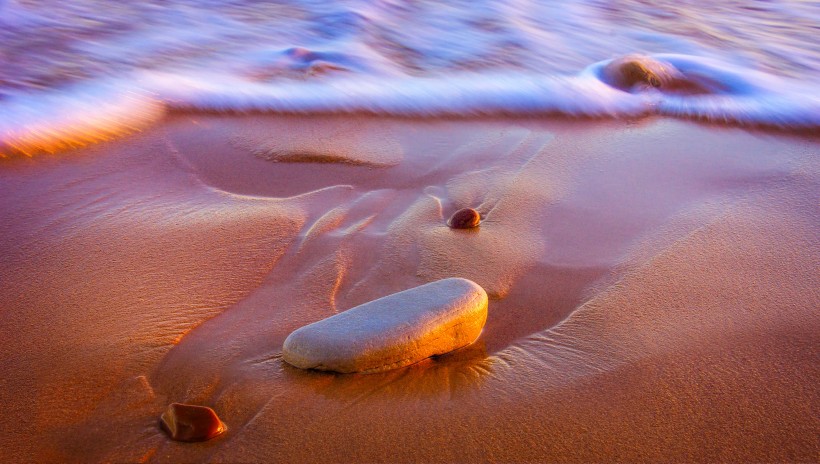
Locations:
283;278;489;373
448;208;481;229
160;403;226;442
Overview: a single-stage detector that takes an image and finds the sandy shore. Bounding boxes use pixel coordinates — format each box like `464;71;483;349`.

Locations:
0;115;817;462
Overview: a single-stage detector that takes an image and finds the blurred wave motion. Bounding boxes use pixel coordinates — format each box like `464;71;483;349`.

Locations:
1;0;818;155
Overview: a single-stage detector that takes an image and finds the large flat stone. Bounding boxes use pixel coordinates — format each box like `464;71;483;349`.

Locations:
282;278;488;373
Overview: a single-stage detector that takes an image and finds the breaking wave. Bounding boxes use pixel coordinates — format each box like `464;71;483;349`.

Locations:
1;0;818;156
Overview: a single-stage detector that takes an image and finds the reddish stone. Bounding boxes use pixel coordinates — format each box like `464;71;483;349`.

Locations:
160;403;225;442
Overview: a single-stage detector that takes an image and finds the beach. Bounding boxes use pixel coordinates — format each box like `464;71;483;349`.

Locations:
2;0;820;461
1;114;817;462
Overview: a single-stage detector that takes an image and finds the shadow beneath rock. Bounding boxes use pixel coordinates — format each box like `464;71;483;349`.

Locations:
279;340;493;402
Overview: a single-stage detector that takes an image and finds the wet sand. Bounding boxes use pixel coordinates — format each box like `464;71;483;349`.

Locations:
0;115;817;462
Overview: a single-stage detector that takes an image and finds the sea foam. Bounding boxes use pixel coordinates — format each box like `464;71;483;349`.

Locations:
1;0;818;156
149;54;820;128
0;83;163;157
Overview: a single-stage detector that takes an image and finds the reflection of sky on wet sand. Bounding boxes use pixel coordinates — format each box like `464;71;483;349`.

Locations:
1;109;817;461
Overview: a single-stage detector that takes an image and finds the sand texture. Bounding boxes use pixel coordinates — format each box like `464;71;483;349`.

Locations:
0;115;817;462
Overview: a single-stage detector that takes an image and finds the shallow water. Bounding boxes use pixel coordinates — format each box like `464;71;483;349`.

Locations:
1;0;819;156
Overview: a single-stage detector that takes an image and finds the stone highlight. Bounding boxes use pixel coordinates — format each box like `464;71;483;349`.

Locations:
160;403;226;442
283;278;489;373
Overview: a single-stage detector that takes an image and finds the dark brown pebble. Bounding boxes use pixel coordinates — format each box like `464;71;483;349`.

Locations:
160;403;226;442
448;208;481;229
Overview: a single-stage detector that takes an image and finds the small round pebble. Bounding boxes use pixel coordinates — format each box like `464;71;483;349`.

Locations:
448;208;481;229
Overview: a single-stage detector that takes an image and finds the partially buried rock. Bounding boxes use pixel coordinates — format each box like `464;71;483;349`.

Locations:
283;278;489;373
448;207;481;229
603;55;668;90
601;54;709;94
160;403;226;442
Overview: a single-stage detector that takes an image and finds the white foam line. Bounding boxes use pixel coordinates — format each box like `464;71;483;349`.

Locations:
1;54;818;158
